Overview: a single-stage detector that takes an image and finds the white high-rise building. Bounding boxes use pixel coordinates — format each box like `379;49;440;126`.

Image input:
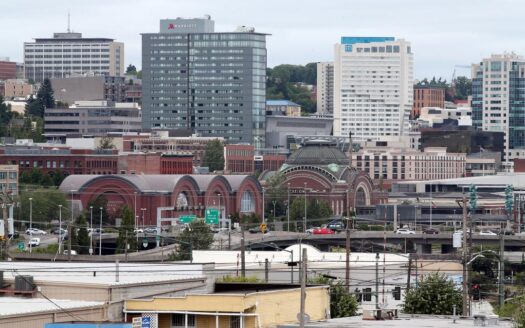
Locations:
333;37;413;140
316;62;334;114
24;32;124;83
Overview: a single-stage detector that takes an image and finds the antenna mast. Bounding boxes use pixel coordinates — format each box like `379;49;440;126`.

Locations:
67;11;71;33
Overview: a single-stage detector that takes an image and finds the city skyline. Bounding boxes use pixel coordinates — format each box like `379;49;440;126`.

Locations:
1;0;525;80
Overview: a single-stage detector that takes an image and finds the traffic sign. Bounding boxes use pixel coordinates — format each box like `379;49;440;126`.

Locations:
18;242;25;251
260;223;267;233
205;209;219;224
142;238;148;248
179;214;196;224
142;317;151;328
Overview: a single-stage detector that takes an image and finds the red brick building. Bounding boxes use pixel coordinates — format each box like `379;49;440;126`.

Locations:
60;174;263;226
413;86;445;118
118;152;193;174
224;144;286;174
0;61;17;81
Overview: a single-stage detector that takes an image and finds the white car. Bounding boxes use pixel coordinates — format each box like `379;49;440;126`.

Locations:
134;229;144;234
395;228;416;235
26;228;47;235
28;237;40;247
63;250;77;255
479;230;497;236
306;227;320;234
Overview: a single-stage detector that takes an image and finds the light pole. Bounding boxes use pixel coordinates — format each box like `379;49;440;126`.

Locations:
89;206;93;255
272;200;277;220
99;207;103;256
140;208;147;228
262;187;265;223
304;182;307;232
29;198;33;254
218;193;222;229
58;204;63;254
287;183;291;232
133;191;137;232
414;205;418;232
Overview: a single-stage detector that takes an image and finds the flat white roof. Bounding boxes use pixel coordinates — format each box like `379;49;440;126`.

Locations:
0;297;103;317
399;173;525;188
0;262;205;287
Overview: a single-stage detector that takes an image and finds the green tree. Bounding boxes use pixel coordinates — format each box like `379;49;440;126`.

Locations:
97;136;115;150
170;219;213;260
29;168;43;185
25;95;44;117
20;189;68;223
76;215;90;254
403;272;462;315
115;205;137;254
0;96;13;137
37;78;56;110
87;195;109;226
309;275;358;317
53;170;65;187
40;174;53;188
454;76;472;100
126;64;137;75
203;139;224;172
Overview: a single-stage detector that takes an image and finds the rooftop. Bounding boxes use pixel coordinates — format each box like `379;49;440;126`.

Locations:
0;262;205;287
266;100;300;107
0;297;103;317
286;140;349;166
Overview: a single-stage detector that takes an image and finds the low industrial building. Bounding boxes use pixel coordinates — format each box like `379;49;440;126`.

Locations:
0;262;211;322
125;283;330;328
0;297;105;328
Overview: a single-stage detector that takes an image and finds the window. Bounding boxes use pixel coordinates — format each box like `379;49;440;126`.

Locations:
363;288;372;301
240;190;255;213
171;314;195;327
230;316;242;328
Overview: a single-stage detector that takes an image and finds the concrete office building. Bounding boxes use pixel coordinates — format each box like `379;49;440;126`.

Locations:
51;76;126;104
316;61;334;114
1;79;34;99
24;32;124;83
141;16;267;147
472;53;525;164
333;37;413;141
44;101;141;136
0;164;18;196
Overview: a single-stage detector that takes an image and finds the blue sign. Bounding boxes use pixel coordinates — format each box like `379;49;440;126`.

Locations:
142;317;151;328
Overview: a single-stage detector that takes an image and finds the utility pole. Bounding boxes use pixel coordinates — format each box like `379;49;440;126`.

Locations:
125;230;129;263
461;193;468;316
299;247;307;328
345;214;351;292
407;254;412;291
375;252;379;309
265;258;269;282
67;223;72;262
499;233;505;307
240;228;246;278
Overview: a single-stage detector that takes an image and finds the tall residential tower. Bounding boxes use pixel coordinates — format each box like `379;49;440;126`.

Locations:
333;37;413;141
141;16;267;147
316;62;334;114
24;32;124;83
472;53;525;164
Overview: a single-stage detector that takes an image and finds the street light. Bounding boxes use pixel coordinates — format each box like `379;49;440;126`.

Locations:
304;182;307;232
58;204;63;254
218;193;222;229
141;208;147;228
99;207;103;256
262;187;266;224
287;183;291;232
89;206;93;255
29;197;33;254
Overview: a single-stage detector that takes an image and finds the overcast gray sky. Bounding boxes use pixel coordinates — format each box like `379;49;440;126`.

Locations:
2;0;523;80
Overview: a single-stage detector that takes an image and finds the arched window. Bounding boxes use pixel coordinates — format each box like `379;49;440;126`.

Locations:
240;190;255;213
176;192;189;208
356;187;368;206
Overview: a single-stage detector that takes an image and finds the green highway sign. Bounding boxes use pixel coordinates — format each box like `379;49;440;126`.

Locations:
205;208;219;224
18;242;25;251
179;214;197;224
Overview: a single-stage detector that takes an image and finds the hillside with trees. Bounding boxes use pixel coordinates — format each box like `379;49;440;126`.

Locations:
266;63;317;113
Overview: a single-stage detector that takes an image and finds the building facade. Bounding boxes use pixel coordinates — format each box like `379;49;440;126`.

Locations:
412;86;445;118
316;61;334;114
59;174;263;225
224;144;286;174
24;32;124;83
265;100;301;116
117;152;193;175
472;53;525;164
0;165;18;196
44;101;141;136
265;115;333;150
2;79;34;99
51;76;127;104
141;17;267;147
352;147;466;187
333;37;413;141
0;60;17;81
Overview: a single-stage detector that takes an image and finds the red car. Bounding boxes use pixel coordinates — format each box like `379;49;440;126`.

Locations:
312;226;335;235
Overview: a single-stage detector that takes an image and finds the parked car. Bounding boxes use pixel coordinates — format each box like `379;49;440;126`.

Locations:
312;226;335;235
89;228;105;235
479;230;497;236
144;227;158;234
326;220;345;232
134;229;144;234
25;228;47;235
8;231;19;239
249;226;270;234
63;250;77;256
28;237;40;247
423;227;440;234
395;228;415;235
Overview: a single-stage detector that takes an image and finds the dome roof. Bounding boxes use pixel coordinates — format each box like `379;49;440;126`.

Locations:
286;141;350;166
